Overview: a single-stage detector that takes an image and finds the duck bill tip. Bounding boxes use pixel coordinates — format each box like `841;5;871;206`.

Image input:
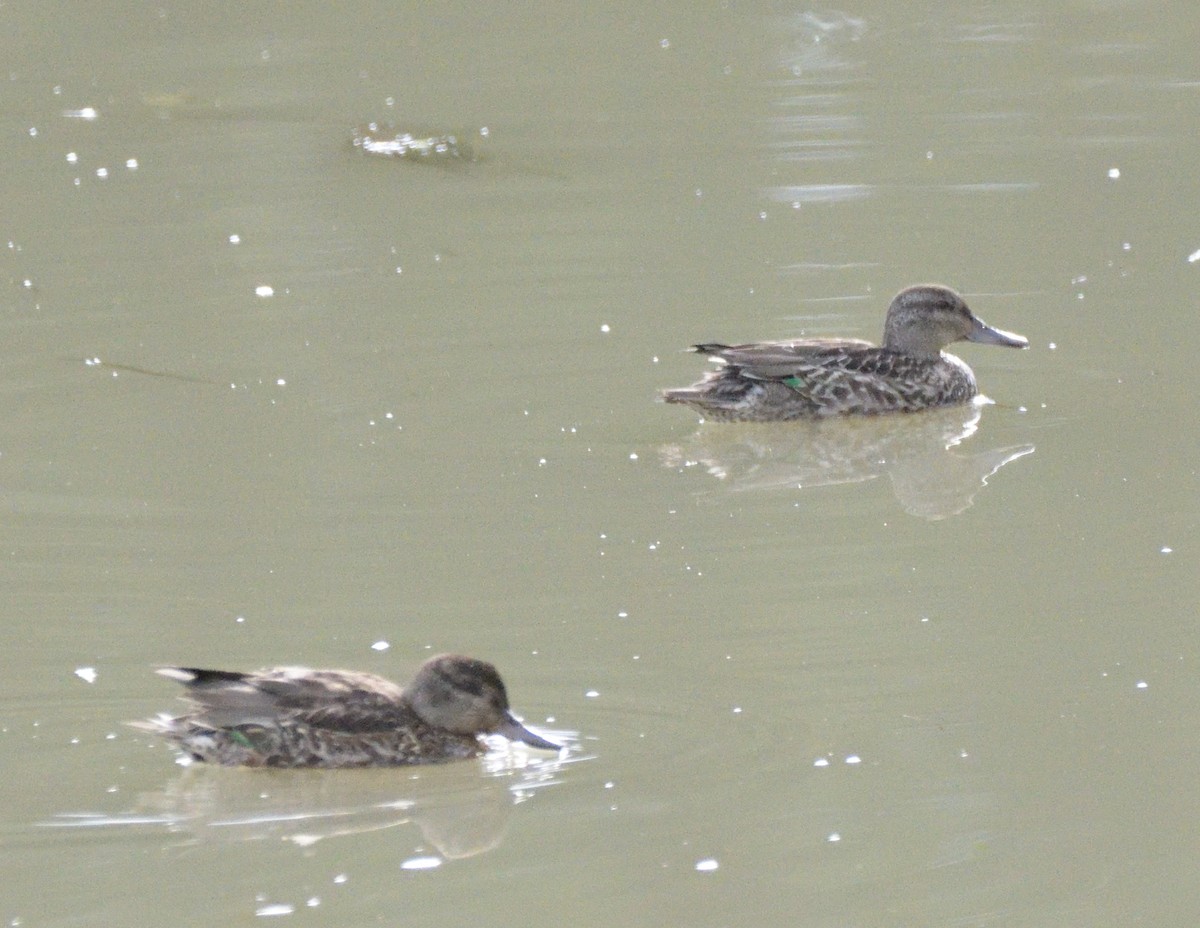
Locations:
498;714;561;752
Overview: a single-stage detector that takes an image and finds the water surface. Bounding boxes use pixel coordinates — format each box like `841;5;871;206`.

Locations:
2;1;1198;925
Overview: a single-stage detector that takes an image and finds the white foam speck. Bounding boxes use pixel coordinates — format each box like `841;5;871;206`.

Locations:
401;856;442;871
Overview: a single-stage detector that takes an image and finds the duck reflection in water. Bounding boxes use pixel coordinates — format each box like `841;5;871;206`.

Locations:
661;400;1034;520
48;734;582;861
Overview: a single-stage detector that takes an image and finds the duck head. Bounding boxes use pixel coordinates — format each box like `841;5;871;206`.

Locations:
882;285;1028;358
404;654;560;751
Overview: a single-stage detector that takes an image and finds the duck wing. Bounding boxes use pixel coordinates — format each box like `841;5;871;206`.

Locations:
777;348;957;414
694;338;876;379
159;667;410;732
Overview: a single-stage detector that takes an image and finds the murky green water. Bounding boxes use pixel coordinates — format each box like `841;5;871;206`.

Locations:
3;1;1198;925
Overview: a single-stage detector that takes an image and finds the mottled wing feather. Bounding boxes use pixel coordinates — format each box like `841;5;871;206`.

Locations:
783;356;913;414
780;349;969;414
294;697;418;734
170;667;410;732
695;339;876;378
668;346;971;419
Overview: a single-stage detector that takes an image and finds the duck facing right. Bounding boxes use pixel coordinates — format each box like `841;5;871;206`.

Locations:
660;284;1028;422
132;654;561;768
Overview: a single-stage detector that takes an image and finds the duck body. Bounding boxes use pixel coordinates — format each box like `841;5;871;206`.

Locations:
132;655;560;768
661;285;1027;422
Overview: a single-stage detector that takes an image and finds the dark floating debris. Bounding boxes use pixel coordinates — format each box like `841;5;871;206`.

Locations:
352;123;483;163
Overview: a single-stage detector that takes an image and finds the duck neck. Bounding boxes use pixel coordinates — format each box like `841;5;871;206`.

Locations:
881;321;946;359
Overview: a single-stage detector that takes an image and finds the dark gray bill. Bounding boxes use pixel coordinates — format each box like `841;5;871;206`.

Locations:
967;316;1028;349
496;713;561;751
